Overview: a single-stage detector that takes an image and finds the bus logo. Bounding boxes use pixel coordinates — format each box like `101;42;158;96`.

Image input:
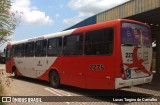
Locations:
124;46;151;75
37;61;43;66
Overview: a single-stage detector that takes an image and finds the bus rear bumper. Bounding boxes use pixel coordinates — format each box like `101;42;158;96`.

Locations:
115;74;153;89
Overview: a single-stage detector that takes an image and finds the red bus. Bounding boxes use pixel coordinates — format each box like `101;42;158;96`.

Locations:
5;19;153;89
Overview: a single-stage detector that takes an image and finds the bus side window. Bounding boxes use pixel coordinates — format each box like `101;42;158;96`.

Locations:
85;28;114;55
63;34;83;56
15;44;25;57
47;37;62;56
25;42;35;57
35;40;47;57
6;48;11;60
12;45;17;57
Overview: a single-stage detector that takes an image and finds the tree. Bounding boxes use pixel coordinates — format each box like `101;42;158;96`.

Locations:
0;0;19;46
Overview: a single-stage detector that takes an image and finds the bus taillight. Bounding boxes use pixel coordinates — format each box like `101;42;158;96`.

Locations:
120;64;126;79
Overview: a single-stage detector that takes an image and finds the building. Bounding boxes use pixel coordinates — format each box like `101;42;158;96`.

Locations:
66;0;160;74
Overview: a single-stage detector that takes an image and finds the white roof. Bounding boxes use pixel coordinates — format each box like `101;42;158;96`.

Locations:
11;29;76;45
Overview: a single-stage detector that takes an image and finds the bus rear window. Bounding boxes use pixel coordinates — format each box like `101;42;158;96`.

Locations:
121;22;151;46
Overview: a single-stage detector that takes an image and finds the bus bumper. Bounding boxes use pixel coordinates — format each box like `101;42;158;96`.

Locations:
115;74;153;89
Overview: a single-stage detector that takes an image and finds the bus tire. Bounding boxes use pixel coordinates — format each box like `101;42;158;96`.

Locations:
49;71;60;88
13;67;18;78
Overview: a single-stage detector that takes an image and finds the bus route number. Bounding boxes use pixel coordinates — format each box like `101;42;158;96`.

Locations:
90;64;104;70
126;53;133;58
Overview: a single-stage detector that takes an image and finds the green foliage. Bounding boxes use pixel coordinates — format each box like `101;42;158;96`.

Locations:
0;0;19;46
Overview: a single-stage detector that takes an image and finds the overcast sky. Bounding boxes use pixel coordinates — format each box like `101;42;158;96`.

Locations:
0;0;130;50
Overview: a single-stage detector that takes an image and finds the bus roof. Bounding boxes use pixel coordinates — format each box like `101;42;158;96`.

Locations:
9;19;150;45
11;29;76;45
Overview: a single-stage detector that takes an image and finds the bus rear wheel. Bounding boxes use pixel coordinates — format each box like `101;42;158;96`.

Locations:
49;71;60;88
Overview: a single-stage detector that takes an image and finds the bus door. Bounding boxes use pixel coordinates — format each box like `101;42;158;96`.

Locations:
61;34;85;88
5;47;12;73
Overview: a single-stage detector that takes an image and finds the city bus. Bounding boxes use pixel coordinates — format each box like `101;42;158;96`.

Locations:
5;19;153;89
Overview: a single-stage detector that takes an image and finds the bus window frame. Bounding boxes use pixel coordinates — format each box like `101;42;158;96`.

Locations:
47;37;62;57
35;39;47;57
12;44;25;57
6;48;11;60
25;41;35;57
84;27;114;56
63;34;83;56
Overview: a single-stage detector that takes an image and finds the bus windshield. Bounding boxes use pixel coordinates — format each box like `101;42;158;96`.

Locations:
121;22;151;46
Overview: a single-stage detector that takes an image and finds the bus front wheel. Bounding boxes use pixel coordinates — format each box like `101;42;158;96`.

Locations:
13;67;18;78
49;71;60;88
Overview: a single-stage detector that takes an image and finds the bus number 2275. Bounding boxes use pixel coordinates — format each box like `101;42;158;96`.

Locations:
89;64;104;70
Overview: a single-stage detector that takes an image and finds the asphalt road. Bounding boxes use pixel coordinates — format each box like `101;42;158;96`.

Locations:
0;64;160;105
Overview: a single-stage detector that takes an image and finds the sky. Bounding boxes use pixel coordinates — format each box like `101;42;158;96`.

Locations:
0;0;130;50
